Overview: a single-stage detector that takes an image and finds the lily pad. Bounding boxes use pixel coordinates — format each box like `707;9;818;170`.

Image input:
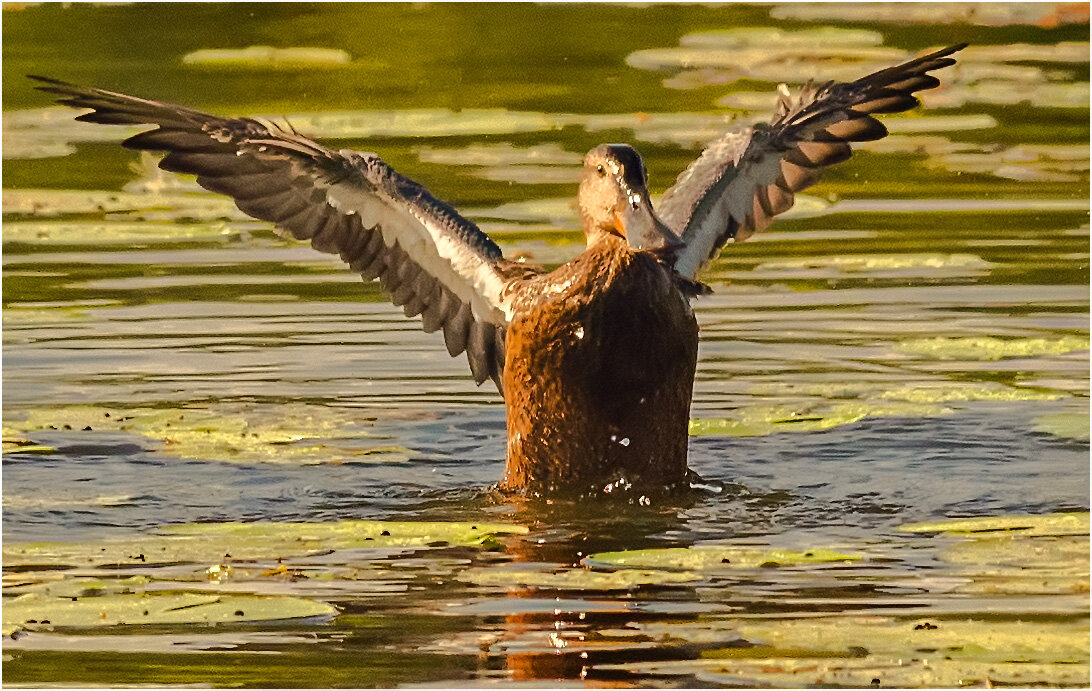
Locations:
160;519;528;547
896;335;1090;360
583;547;860;571
678;27;884;50
3;220;242;246
754;253;991;275
4;591;335;631
769;2;1089;27
416;142;580;167
923;79;1091;110
689;401;945;438
1033;412;1091;441
732;617;1089;666
598;651;1090;687
2;107;142;160
602;615;1089;686
3;188;244;222
4;575;150;599
939;535;1089;595
270;108;557;140
879;383;1063;404
4;519;528;568
898;512;1090;536
2;436;56;455
961;42;1091;64
927;143;1090;183
182;46;351;68
4;403;405;464
460;565;700;590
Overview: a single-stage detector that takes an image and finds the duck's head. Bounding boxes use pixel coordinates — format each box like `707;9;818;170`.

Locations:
578;144;682;252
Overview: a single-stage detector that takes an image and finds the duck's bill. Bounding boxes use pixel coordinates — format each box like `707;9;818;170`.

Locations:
618;199;684;252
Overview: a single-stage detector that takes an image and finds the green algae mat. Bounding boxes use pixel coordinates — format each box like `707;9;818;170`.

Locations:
4;519;528;636
5;512;1086;687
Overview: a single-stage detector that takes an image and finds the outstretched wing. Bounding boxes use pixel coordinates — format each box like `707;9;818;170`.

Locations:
662;44;966;280
33;76;533;393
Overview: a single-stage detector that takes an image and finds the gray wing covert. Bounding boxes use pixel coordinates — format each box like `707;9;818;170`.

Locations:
32;76;527;393
662;44;966;280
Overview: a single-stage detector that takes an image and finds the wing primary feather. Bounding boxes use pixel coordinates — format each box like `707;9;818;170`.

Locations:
817;116;889;142
419;283;447;333
358;248;387;281
778;160;820;191
786;140;853;168
306;213;343;253
490;327;506;393
402;292;427;319
233;186;308;223
756;185;776;217
31;75;541;394
340;221;379;268
443;303;472;357
668;44;965;279
390;278;417;308
764;183;795;215
466;321;494;385
123;129;219;152
850;93;921;115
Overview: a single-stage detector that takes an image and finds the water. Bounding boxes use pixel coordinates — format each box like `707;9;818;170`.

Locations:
3;3;1089;687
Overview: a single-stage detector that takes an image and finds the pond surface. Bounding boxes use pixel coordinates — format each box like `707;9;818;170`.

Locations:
2;3;1089;688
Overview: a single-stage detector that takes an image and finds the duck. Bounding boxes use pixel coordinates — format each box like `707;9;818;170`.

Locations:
32;44;965;495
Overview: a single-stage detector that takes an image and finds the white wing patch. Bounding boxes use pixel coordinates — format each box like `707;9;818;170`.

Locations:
326;178;511;323
663;44;965;281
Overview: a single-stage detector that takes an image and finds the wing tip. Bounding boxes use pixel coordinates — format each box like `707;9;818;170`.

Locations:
28;74;81;98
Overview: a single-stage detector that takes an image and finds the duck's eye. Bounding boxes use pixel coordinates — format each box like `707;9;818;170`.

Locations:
596;164;606;177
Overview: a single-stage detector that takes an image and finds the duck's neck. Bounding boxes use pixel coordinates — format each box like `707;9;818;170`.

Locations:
583;228;629;254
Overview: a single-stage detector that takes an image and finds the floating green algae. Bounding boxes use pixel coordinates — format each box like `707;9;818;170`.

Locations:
583;547;860;571
460;565;700;590
182;46;351;68
689;401;945;438
3;575;150;599
4;520;528;569
600;617;1090;686
678;26;884;49
896;335;1090;361
733;617;1089;666
160;519;528;547
3;221;242;246
4;403;409;465
939;535;1089;596
2;436;55;456
2;188;243;222
4;591;335;633
3;306;91;325
1034;412;1091;441
3;519;528;636
754;253;991;274
596;655;1090;688
769;3;1088;26
898;512;1090;597
880;383;1063;404
899;512;1090;536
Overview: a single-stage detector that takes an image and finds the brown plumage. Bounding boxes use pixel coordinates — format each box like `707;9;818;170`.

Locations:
31;44;965;495
502;234;698;493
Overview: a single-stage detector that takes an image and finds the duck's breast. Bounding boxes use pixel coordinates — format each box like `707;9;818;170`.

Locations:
501;247;698;492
